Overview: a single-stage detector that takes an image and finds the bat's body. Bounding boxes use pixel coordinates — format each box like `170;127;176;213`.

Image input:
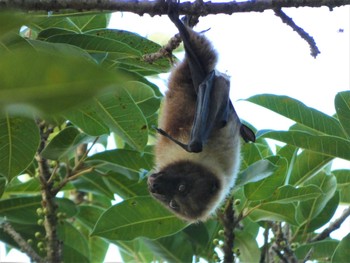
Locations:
148;1;254;222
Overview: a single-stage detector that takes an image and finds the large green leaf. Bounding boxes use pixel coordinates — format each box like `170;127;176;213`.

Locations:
258;130;350;161
92;196;187;241
247;94;346;137
332;233;350;263
0;49;130;115
0;115;39;180
87;149;153;180
94;90;148;151
335;91;350;138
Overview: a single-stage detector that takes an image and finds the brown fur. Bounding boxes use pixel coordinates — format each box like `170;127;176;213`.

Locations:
149;26;242;222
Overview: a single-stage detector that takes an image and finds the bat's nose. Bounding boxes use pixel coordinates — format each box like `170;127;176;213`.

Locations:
147;175;159;193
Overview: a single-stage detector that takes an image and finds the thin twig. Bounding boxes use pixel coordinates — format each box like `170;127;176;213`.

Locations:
310;206;350;242
274;8;321;58
1;222;45;263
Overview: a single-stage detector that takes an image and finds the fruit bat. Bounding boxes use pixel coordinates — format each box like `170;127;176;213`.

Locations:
148;0;255;222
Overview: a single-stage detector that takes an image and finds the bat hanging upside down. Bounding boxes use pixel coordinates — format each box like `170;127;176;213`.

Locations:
148;1;255;222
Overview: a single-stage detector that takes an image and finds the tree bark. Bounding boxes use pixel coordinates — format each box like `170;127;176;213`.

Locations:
0;0;348;15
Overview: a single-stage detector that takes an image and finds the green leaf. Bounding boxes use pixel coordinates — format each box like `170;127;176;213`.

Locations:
332;233;350;263
94;90;148;151
68;14;110;32
235;158;279;188
41;126;94;160
0;196;77;224
0;177;6;197
299;191;339;232
30;13;109;33
92;196;188;241
335;91;350;138
104;172;149;199
265;185;322;204
0;115;39;180
76;205;105;230
299;172;337;222
117;239;158;263
59;222;89;263
64;100;110;136
0;11;31;37
235;231;260;263
295;240;339;262
73;172;114;199
144;233;193;263
248;203;298;225
0;49;130;115
247;94;346;137
258;130;350;161
4;177;40;195
335;169;350;203
88;29;173;75
244;157;287;201
47;34;140;56
88;149;153;180
289;149;333;186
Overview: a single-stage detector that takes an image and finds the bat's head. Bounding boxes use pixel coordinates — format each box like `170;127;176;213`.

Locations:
147;160;221;222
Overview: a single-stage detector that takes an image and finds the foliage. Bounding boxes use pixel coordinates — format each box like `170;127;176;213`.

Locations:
0;11;349;263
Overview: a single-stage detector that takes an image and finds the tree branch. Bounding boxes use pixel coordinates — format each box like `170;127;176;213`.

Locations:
310;206;350;242
1;222;45;263
0;0;348;15
219;197;235;263
274;8;321;57
36;120;62;263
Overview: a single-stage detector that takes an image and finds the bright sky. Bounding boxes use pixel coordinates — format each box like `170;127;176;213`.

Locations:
1;4;349;262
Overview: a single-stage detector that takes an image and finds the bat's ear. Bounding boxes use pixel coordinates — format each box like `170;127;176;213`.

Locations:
240;124;256;143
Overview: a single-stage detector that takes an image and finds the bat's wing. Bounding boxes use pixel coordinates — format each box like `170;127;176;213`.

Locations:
157;71;255;153
188;71;255;152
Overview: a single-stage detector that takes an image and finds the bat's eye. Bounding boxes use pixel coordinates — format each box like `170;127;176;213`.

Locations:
178;184;186;192
169;199;179;210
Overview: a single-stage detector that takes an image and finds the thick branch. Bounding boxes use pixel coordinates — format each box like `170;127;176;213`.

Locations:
219;197;235;263
36;121;62;263
0;0;348;15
